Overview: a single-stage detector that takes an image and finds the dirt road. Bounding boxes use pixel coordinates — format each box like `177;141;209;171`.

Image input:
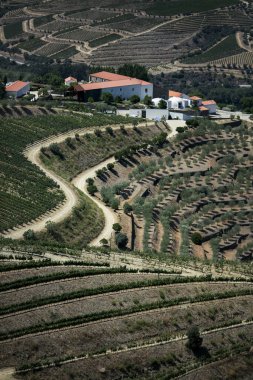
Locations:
72;156;118;246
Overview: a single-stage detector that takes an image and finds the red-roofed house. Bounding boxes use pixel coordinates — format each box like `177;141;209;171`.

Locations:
5;81;30;98
89;71;131;82
75;72;153;101
65;76;77;86
190;96;202;106
198;106;209;116
168;90;183;98
202;100;217;114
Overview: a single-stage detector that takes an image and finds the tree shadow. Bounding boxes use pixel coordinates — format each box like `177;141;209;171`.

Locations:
192;346;211;360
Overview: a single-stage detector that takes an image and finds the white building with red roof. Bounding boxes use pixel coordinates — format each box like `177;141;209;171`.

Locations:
65;76;77;86
201;100;217;114
167;89;217;115
89;71;132;83
75;71;153;101
5;81;30;98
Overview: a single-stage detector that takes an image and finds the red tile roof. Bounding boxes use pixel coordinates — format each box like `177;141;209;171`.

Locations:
76;78;152;91
5;81;29;92
168;90;183;98
90;71;131;81
190;96;202;100
202;100;216;105
199;106;209;111
65;76;77;82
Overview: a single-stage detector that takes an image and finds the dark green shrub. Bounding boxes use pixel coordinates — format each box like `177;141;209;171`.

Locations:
115;232;128;249
191;232;203;245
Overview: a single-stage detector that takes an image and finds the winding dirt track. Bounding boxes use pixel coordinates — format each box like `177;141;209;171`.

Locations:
3;122;151;245
72;156;117;246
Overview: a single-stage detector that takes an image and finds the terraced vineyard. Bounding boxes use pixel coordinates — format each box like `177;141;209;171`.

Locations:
41;118;253;262
57;27;107;42
3;20;24;39
3;1;252;66
0;251;252;379
49;46;78;59
34;42;72;57
89;16;201;67
36;20;81;33
183;34;244;64
0;113;133;236
67;9;118;22
212;51;253;67
17;37;46;52
95;16;163;33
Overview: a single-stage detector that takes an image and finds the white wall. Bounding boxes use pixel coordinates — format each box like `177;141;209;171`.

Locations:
169;111;193;121
117;108;169;120
204;104;217;114
102;83;153;100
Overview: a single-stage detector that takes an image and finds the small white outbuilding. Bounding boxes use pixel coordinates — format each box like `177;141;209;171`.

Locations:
168;96;191;110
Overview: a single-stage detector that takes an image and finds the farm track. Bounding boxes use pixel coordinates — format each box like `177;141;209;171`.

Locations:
3;122;152;244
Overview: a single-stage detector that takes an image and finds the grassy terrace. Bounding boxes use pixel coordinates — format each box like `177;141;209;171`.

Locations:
0;113;134;234
146;0;240;16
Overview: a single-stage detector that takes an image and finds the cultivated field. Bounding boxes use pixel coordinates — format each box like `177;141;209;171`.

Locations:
39;117;253;262
0;253;252;379
2;0;252;66
0;113;134;237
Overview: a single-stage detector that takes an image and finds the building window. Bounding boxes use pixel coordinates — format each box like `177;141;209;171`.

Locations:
120;88;122;91
132;88;134;91
145;88;148;93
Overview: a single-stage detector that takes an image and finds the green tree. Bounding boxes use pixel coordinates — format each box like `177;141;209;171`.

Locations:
23;229;36;240
111;198;119;210
158;99;167;109
100;238;108;246
143;95;152;106
87;184;98;195
86;178;94;186
118;63;149;81
186;326;203;351
114;95;122;103
101;92;113;104
107;163;114;171
106;126;114;135
191;232;202;245
115;232;128;249
124;203;133;214
113;223;122;233
130;95;140;104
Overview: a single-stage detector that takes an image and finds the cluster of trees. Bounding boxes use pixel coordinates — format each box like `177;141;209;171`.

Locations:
100;92;141;105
